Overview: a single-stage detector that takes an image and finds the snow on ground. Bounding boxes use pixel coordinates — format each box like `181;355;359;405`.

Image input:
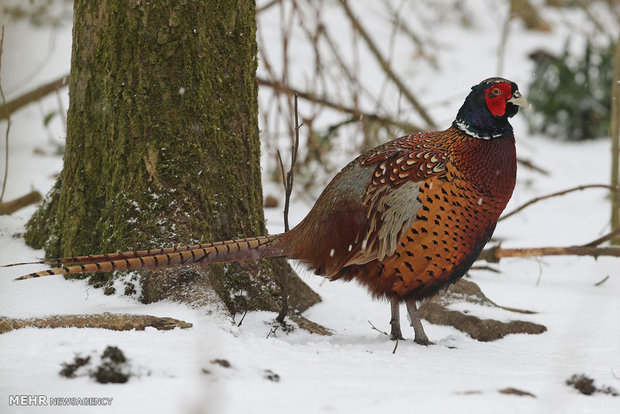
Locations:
1;1;619;413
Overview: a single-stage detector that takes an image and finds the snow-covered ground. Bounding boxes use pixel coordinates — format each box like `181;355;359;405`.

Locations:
1;1;619;413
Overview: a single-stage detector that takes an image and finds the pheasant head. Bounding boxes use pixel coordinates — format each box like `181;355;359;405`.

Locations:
453;77;529;140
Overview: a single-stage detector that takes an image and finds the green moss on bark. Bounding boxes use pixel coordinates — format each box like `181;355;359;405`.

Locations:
25;0;319;313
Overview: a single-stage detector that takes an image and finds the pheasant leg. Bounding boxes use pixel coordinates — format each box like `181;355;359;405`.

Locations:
405;298;434;345
389;297;405;340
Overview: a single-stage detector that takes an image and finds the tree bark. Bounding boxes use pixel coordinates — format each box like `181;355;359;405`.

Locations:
24;0;319;314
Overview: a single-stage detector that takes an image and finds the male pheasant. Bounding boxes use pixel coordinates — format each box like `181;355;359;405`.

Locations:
6;77;528;344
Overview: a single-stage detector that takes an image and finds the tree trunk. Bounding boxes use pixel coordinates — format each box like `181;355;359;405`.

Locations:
610;32;620;245
24;0;319;313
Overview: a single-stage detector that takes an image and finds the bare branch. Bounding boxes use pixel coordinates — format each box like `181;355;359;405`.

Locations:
0;190;42;215
386;1;439;69
339;0;436;129
0;74;69;121
500;184;620;222
610;31;620;244
260;76;550;175
0;313;192;334
276;95;301;324
258;76;424;132
257;0;279;14
479;245;620;263
517;157;550;175
0;26;9;203
496;3;513;76
278;94;301;233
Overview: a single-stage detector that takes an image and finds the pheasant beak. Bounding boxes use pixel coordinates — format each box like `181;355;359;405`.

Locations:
507;91;530;109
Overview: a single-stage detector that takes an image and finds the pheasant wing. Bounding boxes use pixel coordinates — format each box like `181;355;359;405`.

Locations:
344;133;448;266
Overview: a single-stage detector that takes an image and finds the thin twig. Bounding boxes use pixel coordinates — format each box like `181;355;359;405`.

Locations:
258;77;424;132
535;256;543;286
319;22;376;106
275;95;301;324
368;320;389;336
368;319;399;353
499;184;620;222
324;117;360;141
392;338;399;354
594;275;610;286
55;89;67;132
0;26;10;203
339;0;436;129
496;4;513;76
386;1;439;69
257;0;279;13
279;95;300;233
582;227;620;248
516;158;550;175
266;324;279;339
469;265;500;273
610;29;620;244
237;310;248;327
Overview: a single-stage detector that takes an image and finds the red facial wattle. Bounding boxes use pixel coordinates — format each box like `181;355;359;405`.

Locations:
484;82;513;117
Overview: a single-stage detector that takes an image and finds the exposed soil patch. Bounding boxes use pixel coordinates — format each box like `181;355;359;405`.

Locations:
566;374;619;396
59;346;132;384
92;346;130;384
59;355;91;378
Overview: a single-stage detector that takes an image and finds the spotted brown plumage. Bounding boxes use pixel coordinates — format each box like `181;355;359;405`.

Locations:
6;78;528;344
332;127;516;301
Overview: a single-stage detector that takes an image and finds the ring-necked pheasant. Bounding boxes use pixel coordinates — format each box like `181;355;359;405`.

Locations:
5;77;528;344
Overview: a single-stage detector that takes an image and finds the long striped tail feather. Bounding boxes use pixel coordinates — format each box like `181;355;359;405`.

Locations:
12;235;285;280
6;237;275;267
2;244;211;268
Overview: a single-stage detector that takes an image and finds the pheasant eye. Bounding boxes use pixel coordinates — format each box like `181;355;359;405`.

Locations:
490;87;502;97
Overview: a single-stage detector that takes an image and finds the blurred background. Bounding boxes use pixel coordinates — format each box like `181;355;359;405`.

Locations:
0;0;618;205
